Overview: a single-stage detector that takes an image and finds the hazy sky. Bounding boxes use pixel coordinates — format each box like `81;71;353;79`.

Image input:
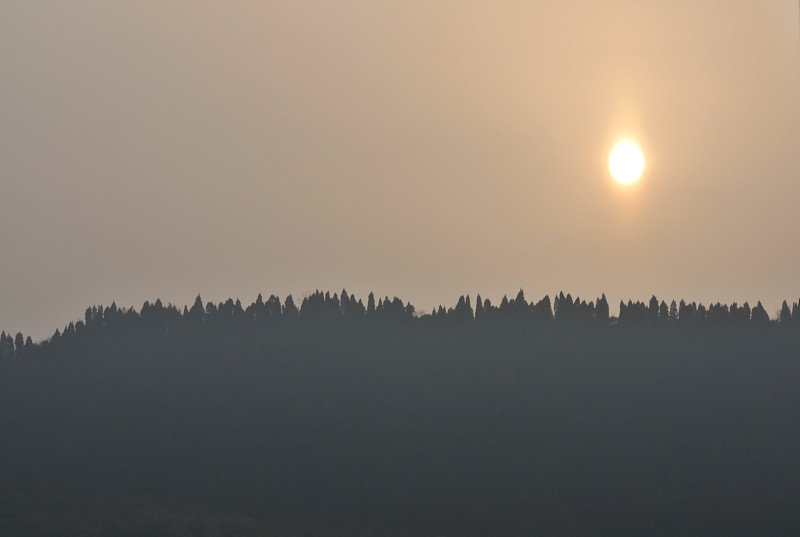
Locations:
2;1;799;339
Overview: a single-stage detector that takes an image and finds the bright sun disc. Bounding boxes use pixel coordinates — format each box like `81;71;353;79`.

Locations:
609;141;644;184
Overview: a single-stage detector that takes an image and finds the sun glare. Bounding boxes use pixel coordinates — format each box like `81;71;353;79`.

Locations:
609;141;645;184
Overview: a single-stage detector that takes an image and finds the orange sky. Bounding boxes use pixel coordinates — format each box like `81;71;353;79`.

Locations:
1;1;799;338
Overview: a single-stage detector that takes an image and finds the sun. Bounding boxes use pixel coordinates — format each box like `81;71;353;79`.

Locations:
609;141;645;184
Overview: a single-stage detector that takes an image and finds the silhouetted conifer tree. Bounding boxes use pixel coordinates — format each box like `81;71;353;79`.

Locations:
648;296;659;322
14;333;25;357
555;292;570;321
328;293;340;315
707;303;727;323
475;294;485;322
247;293;265;323
206;301;218;320
697;303;707;320
187;295;204;324
780;301;792;325
594;294;609;324
534;295;553;321
499;295;511;317
283;295;298;318
0;332;14;359
751;301;769;323
300;291;331;318
452;295;473;321
482;298;494;319
219;298;235;321
231;299;244;323
678;300;689;323
104;302;121;328
658;301;669;322
265;295;281;318
513;289;528;317
626;300;649;322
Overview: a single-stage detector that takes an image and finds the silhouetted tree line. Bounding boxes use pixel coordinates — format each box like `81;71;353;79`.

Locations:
1;290;799;359
2;289;800;536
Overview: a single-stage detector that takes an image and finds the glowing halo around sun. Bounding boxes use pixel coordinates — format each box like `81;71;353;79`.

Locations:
609;141;645;184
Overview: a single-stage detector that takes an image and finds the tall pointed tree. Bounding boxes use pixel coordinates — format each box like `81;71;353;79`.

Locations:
595;294;609;324
475;294;485;322
648;295;659;322
283;295;299;318
659;301;669;322
780;301;791;325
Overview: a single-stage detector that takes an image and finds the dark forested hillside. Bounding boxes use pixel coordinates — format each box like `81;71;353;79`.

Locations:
1;290;799;536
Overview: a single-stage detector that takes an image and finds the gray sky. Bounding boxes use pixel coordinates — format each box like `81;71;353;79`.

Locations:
2;1;799;339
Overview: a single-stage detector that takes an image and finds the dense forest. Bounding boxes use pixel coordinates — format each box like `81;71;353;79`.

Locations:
1;289;800;536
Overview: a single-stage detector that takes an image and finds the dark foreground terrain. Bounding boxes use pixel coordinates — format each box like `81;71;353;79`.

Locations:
1;293;800;536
